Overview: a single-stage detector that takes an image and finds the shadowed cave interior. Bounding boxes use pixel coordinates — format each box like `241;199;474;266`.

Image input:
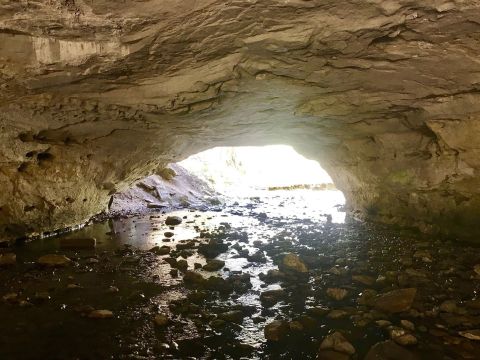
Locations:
2;1;480;359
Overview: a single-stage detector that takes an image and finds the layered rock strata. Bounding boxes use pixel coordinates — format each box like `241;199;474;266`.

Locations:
1;0;480;240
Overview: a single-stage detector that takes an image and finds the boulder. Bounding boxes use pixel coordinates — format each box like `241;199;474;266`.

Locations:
373;288;417;313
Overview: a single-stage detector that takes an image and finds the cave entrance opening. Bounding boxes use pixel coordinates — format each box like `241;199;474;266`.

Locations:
110;145;346;223
179;145;346;223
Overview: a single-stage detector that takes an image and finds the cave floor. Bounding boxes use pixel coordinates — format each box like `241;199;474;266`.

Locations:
1;190;480;359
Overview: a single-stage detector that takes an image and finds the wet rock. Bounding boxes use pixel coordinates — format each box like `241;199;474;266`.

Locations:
474;264;480;276
247;251;267;263
260;269;287;283
198;239;228;258
86;257;99;264
459;329;480;340
176;240;197;250
327;310;348;319
2;293;18;303
205;276;233;293
317;350;350;360
203;259;225;271
439;300;461;314
210;319;226;329
328;266;349;276
164;257;177;267
165;216;182;226
352;274;375;286
400;320;415;331
88;310;114;319
404;268;427;278
154;314;170;327
373;288;417;313
388;327;417;346
183;271;205;286
280;253;308;273
466;299;480;310
264;320;289;341
170;269;178;277
260;289;286;306
365;340;420;360
413;250;432;263
19;300;33;307
394;333;417;346
0;253;16;266
108;286;119;293
288;320;304;332
164;231;174;238
37;254;71;267
60;237;96;249
357;289;377;306
306;306;330;317
319;331;355;355
67;283;82;290
33;292;51;302
327;288;349;301
176;259;188;271
218;310;244;324
150;245;171;255
375;320;392;327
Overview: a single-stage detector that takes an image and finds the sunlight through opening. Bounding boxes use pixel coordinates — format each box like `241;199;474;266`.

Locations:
179;145;346;223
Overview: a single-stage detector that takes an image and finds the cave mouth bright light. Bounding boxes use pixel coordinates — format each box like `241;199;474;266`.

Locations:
179;145;346;223
179;145;338;192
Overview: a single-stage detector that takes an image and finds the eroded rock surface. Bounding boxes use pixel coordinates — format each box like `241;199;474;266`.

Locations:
1;0;480;240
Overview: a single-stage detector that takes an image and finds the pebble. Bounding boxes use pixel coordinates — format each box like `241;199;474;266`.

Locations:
150;246;171;255
459;329;480;340
88;310;114;319
400;320;415;331
326;288;349;301
37;254;71;267
0;253;16;266
320;331;355;355
165;216;182;226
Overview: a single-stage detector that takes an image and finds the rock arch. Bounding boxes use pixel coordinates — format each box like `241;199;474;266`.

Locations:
1;0;480;240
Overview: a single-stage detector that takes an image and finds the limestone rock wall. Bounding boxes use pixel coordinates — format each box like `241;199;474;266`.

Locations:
1;0;480;240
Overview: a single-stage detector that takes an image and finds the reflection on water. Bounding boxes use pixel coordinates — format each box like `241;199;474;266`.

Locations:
1;189;479;359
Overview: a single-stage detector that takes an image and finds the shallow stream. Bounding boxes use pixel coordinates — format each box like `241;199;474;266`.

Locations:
1;190;480;359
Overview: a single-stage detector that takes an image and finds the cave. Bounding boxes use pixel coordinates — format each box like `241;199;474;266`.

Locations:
1;1;480;359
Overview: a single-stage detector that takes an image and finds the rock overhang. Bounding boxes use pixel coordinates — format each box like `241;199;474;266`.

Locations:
1;0;480;241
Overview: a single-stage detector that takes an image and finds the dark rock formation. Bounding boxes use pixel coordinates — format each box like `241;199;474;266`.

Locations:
1;0;480;240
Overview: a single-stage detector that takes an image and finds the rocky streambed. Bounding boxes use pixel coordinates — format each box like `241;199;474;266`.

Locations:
1;190;480;359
